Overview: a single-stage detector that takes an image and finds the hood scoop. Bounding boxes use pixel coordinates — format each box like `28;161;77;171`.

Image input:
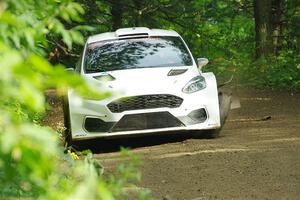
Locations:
167;69;188;76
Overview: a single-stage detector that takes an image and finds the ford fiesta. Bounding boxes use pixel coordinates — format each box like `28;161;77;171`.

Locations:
63;27;232;144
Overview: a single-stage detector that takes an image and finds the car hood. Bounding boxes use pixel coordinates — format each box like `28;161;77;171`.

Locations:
83;66;200;97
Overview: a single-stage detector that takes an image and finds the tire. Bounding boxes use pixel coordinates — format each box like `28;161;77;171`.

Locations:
208;91;231;138
62;95;72;147
193;91;231;139
218;92;231;126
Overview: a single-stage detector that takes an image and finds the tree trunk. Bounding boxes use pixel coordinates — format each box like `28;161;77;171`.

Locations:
133;0;143;27
271;0;283;55
253;0;273;59
111;0;123;30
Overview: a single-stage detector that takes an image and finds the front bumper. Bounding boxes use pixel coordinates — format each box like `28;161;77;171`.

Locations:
68;86;220;140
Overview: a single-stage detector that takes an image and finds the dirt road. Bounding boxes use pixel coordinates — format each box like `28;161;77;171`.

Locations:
45;89;300;199
91;89;300;200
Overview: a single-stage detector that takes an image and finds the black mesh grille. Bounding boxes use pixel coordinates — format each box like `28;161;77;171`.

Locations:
107;94;183;113
112;112;184;132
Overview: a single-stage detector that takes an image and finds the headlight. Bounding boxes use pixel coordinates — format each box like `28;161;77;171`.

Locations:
182;76;206;93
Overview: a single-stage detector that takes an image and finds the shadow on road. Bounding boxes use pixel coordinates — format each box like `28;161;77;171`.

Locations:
72;131;210;153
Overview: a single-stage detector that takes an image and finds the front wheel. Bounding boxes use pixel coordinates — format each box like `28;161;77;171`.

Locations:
210;91;231;137
62;96;72;147
193;91;231;139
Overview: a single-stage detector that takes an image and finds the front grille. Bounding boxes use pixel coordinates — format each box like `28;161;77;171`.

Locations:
112;112;185;132
107;94;183;113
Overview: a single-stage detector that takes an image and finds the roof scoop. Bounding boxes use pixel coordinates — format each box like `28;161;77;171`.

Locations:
167;69;188;76
116;27;150;37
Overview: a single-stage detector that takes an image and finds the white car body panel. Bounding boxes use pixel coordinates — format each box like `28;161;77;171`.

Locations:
67;28;221;140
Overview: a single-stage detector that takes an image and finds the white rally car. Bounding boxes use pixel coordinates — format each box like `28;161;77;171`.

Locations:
64;27;232;144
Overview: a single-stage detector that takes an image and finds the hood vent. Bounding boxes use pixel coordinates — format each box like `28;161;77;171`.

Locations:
93;74;115;81
167;69;188;76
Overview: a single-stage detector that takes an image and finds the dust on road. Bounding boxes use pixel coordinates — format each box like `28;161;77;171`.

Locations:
44;89;300;199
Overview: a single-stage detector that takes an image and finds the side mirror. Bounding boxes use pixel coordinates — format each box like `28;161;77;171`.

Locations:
197;58;209;70
66;68;75;72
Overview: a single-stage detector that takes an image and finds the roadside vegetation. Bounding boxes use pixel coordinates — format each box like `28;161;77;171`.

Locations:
0;0;149;199
0;0;299;199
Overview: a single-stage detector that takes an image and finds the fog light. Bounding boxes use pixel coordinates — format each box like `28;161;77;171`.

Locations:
188;108;207;122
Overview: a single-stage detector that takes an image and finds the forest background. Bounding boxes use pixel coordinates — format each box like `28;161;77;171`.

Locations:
55;0;300;90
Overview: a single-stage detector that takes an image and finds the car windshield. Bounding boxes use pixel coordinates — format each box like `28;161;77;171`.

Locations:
84;36;193;73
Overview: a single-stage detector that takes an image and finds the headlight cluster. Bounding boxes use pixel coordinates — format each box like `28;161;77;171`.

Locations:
182;75;206;93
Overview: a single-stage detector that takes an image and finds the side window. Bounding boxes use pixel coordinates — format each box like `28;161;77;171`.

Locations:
75;54;82;73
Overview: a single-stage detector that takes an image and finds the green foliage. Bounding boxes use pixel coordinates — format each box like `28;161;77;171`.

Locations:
238;51;300;90
0;0;149;199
